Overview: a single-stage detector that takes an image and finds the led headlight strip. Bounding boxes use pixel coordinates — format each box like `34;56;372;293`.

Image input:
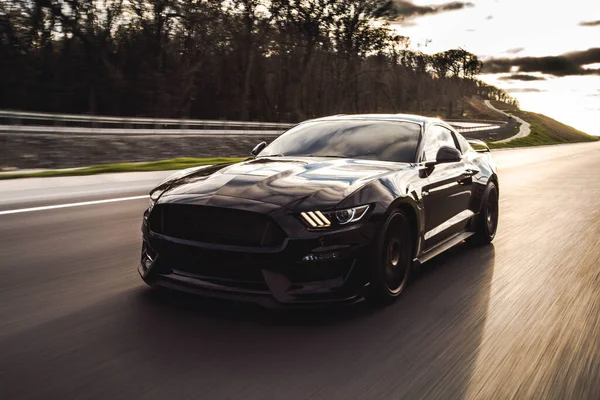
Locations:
300;205;370;229
300;211;331;228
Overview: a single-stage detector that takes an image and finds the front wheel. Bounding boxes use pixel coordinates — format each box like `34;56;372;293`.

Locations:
467;181;499;245
366;211;413;306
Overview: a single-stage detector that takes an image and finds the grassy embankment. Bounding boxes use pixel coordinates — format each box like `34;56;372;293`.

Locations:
0;157;244;180
432;96;598;146
485;101;598;149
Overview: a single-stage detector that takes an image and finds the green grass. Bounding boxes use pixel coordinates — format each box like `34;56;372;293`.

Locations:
0;157;245;180
487;109;599;149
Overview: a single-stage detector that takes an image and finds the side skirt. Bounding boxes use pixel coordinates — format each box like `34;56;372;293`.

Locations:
414;231;474;266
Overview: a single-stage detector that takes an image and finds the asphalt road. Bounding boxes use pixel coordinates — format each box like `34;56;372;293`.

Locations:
1;142;600;400
484;100;531;143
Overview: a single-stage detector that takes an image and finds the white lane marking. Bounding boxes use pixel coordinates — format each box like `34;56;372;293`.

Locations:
0;195;149;216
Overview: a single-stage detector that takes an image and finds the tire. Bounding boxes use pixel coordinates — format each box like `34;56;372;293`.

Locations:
366;211;414;306
467;181;499;245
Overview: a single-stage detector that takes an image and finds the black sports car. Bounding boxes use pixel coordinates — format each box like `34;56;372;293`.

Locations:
139;114;499;306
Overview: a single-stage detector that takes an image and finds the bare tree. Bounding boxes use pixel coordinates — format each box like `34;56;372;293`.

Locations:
0;0;517;120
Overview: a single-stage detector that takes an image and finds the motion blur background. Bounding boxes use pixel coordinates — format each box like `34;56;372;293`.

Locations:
1;1;600;399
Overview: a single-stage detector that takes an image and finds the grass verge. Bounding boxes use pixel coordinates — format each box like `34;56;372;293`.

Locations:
486;106;599;149
488;133;593;149
488;121;599;149
0;157;245;180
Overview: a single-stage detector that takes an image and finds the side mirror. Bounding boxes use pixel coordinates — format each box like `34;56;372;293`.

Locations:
421;146;462;173
435;146;461;164
251;141;267;156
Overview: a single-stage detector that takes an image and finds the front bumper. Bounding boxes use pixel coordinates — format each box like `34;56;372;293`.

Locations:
139;206;383;307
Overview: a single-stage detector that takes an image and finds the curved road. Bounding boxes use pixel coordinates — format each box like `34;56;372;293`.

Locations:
484;99;531;143
1;142;600;399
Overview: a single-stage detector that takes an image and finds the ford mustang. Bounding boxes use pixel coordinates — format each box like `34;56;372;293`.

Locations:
139;114;499;307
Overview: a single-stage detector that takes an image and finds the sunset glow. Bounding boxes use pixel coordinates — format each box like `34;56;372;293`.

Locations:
392;0;600;135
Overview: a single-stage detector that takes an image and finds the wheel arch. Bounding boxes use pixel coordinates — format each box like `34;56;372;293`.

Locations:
385;199;422;262
489;173;499;194
472;172;499;216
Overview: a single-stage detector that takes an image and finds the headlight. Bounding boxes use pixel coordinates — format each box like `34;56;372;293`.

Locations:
300;205;370;228
332;205;370;225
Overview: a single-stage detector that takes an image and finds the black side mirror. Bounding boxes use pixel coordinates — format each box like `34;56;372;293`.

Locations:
435;146;462;164
421;146;462;173
251;141;267;156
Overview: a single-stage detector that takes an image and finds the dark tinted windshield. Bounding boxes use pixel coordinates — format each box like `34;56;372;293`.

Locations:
259;120;421;163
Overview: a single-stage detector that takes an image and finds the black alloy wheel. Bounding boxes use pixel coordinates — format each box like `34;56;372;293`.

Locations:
468;181;499;245
367;211;413;305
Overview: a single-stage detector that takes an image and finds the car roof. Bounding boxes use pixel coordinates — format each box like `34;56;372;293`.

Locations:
303;114;453;132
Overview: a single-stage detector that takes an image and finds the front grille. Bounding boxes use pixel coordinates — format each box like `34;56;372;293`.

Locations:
149;204;286;247
155;243;271;291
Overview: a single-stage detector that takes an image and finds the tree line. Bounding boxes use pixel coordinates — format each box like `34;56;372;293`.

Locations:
0;0;518;122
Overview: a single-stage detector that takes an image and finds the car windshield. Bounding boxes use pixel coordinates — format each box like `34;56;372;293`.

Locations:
259;120;421;163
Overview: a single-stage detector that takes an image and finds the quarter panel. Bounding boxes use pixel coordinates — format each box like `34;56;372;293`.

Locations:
465;151;496;214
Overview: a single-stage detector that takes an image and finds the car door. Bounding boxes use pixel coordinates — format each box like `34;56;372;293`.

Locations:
421;125;476;248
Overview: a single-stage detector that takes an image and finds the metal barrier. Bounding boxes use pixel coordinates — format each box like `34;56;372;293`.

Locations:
0;125;286;137
0;110;293;130
0;110;505;136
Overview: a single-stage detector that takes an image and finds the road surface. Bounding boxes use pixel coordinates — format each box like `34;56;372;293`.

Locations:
1;142;600;399
485;99;531;143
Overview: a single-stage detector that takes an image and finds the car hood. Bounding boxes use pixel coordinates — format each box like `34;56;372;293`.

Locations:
158;157;409;211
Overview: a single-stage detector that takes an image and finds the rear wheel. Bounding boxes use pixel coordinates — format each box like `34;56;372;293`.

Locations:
366;211;413;306
467;181;499;245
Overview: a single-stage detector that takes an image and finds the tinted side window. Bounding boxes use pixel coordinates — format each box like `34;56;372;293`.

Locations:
422;126;458;161
455;133;472;154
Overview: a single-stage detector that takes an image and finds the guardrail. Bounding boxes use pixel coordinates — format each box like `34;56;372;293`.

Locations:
0;125;286;137
0;111;292;129
0;110;293;130
0;110;505;135
446;119;507;134
451;124;505;133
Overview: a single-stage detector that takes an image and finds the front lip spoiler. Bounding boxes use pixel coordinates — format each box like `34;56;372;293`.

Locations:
139;265;364;309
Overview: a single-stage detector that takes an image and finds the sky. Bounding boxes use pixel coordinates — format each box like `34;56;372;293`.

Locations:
388;0;600;135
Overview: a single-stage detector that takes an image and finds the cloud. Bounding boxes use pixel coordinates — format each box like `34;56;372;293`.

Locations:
506;47;525;54
437;1;474;12
378;1;475;19
499;74;547;81
506;88;546;93
483;48;600;76
566;48;600;65
579;20;600;27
